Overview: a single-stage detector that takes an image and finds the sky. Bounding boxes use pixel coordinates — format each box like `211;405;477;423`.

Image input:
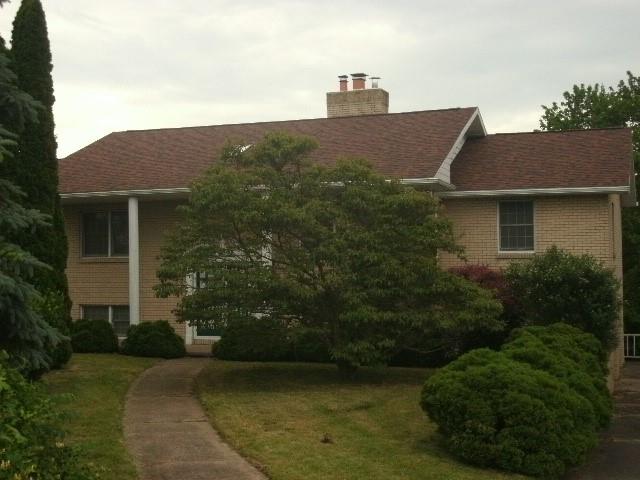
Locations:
0;0;638;158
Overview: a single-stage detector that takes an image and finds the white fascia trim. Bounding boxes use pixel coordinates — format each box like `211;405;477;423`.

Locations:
60;187;191;199
438;186;631;198
434;107;484;184
400;177;455;190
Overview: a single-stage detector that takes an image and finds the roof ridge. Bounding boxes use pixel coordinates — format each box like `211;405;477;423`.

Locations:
490;126;631;137
114;107;479;135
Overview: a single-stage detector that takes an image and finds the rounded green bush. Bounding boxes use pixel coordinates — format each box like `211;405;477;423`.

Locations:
49;337;73;368
213;317;290;361
70;319;119;353
503;324;612;427
421;348;598;478
0;352;98;479
121;321;186;359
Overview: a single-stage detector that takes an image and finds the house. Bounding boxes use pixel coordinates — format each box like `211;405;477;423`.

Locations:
59;74;635;379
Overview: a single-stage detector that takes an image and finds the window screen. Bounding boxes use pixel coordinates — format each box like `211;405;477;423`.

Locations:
499;201;534;251
82;305;109;321
111;306;130;336
82;212;109;256
82;211;128;256
110;211;129;256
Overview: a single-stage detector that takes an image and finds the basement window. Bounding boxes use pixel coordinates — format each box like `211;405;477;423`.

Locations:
82;211;128;257
82;305;130;337
498;200;534;252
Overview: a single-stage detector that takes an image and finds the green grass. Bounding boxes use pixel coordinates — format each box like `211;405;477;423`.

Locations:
43;353;159;480
196;361;525;480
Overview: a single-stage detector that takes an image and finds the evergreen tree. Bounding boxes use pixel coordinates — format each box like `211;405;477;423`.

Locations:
0;19;61;376
4;0;71;325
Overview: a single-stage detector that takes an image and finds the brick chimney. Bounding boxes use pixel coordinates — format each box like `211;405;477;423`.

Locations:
326;73;389;118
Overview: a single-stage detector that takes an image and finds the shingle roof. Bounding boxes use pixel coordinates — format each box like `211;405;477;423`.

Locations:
58;108;476;194
450;128;634;191
58;109;634;196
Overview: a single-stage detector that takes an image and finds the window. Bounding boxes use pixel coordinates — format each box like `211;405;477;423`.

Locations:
82;211;128;257
82;305;130;337
82;305;109;321
111;306;130;337
189;272;223;339
499;200;534;251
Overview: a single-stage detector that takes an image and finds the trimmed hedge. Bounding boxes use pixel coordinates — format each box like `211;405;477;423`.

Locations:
212;319;333;363
421;323;610;478
0;352;98;479
503;324;612;427
121;321;185;359
70;319;119;353
213;317;290;361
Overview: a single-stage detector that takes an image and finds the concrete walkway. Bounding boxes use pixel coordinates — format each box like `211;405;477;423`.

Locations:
568;361;640;480
123;358;265;480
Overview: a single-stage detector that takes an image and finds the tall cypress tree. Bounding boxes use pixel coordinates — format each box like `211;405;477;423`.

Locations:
5;0;71;325
0;1;62;376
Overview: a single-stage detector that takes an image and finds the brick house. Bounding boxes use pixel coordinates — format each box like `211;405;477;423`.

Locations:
59;74;635;378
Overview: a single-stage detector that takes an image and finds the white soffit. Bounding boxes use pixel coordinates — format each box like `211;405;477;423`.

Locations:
434;108;486;184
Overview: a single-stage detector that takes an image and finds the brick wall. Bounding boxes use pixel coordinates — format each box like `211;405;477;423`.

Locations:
64;193;627;378
64;202;130;320
326;88;389;118
139;201;185;337
64;199;185;338
438;194;625;386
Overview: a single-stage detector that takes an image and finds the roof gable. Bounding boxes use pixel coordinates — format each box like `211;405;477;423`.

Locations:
448;128;634;193
59;108;477;194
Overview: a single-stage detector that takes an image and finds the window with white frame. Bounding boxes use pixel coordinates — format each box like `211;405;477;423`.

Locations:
82;211;128;257
82;305;130;336
498;200;534;252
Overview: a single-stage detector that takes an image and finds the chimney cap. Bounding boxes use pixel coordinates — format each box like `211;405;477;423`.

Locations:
338;74;348;79
350;72;368;78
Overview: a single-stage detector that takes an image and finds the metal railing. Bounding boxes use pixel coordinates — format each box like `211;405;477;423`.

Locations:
624;334;640;359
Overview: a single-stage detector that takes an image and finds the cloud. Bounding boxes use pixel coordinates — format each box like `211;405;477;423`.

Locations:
0;0;638;157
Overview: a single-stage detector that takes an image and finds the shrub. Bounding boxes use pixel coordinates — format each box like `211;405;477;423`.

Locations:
213;316;290;361
121;321;186;359
421;348;598;478
503;324;612;427
0;352;98;479
506;246;620;350
449;264;521;352
35;291;73;370
289;327;331;363
70;319;119;353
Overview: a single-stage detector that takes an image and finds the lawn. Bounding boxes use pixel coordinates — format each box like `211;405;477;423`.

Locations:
43;353;159;480
196;361;526;480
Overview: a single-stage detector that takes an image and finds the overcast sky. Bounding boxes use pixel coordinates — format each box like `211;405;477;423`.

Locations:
0;0;638;158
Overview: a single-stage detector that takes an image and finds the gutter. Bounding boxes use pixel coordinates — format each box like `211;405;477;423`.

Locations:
438;185;631;198
60;187;191;202
59;184;632;203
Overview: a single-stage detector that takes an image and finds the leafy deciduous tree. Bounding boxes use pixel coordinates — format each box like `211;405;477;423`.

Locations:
156;132;503;371
539;71;640;332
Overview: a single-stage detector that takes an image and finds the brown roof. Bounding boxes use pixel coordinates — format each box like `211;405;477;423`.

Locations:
59;108;476;194
450;128;634;191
